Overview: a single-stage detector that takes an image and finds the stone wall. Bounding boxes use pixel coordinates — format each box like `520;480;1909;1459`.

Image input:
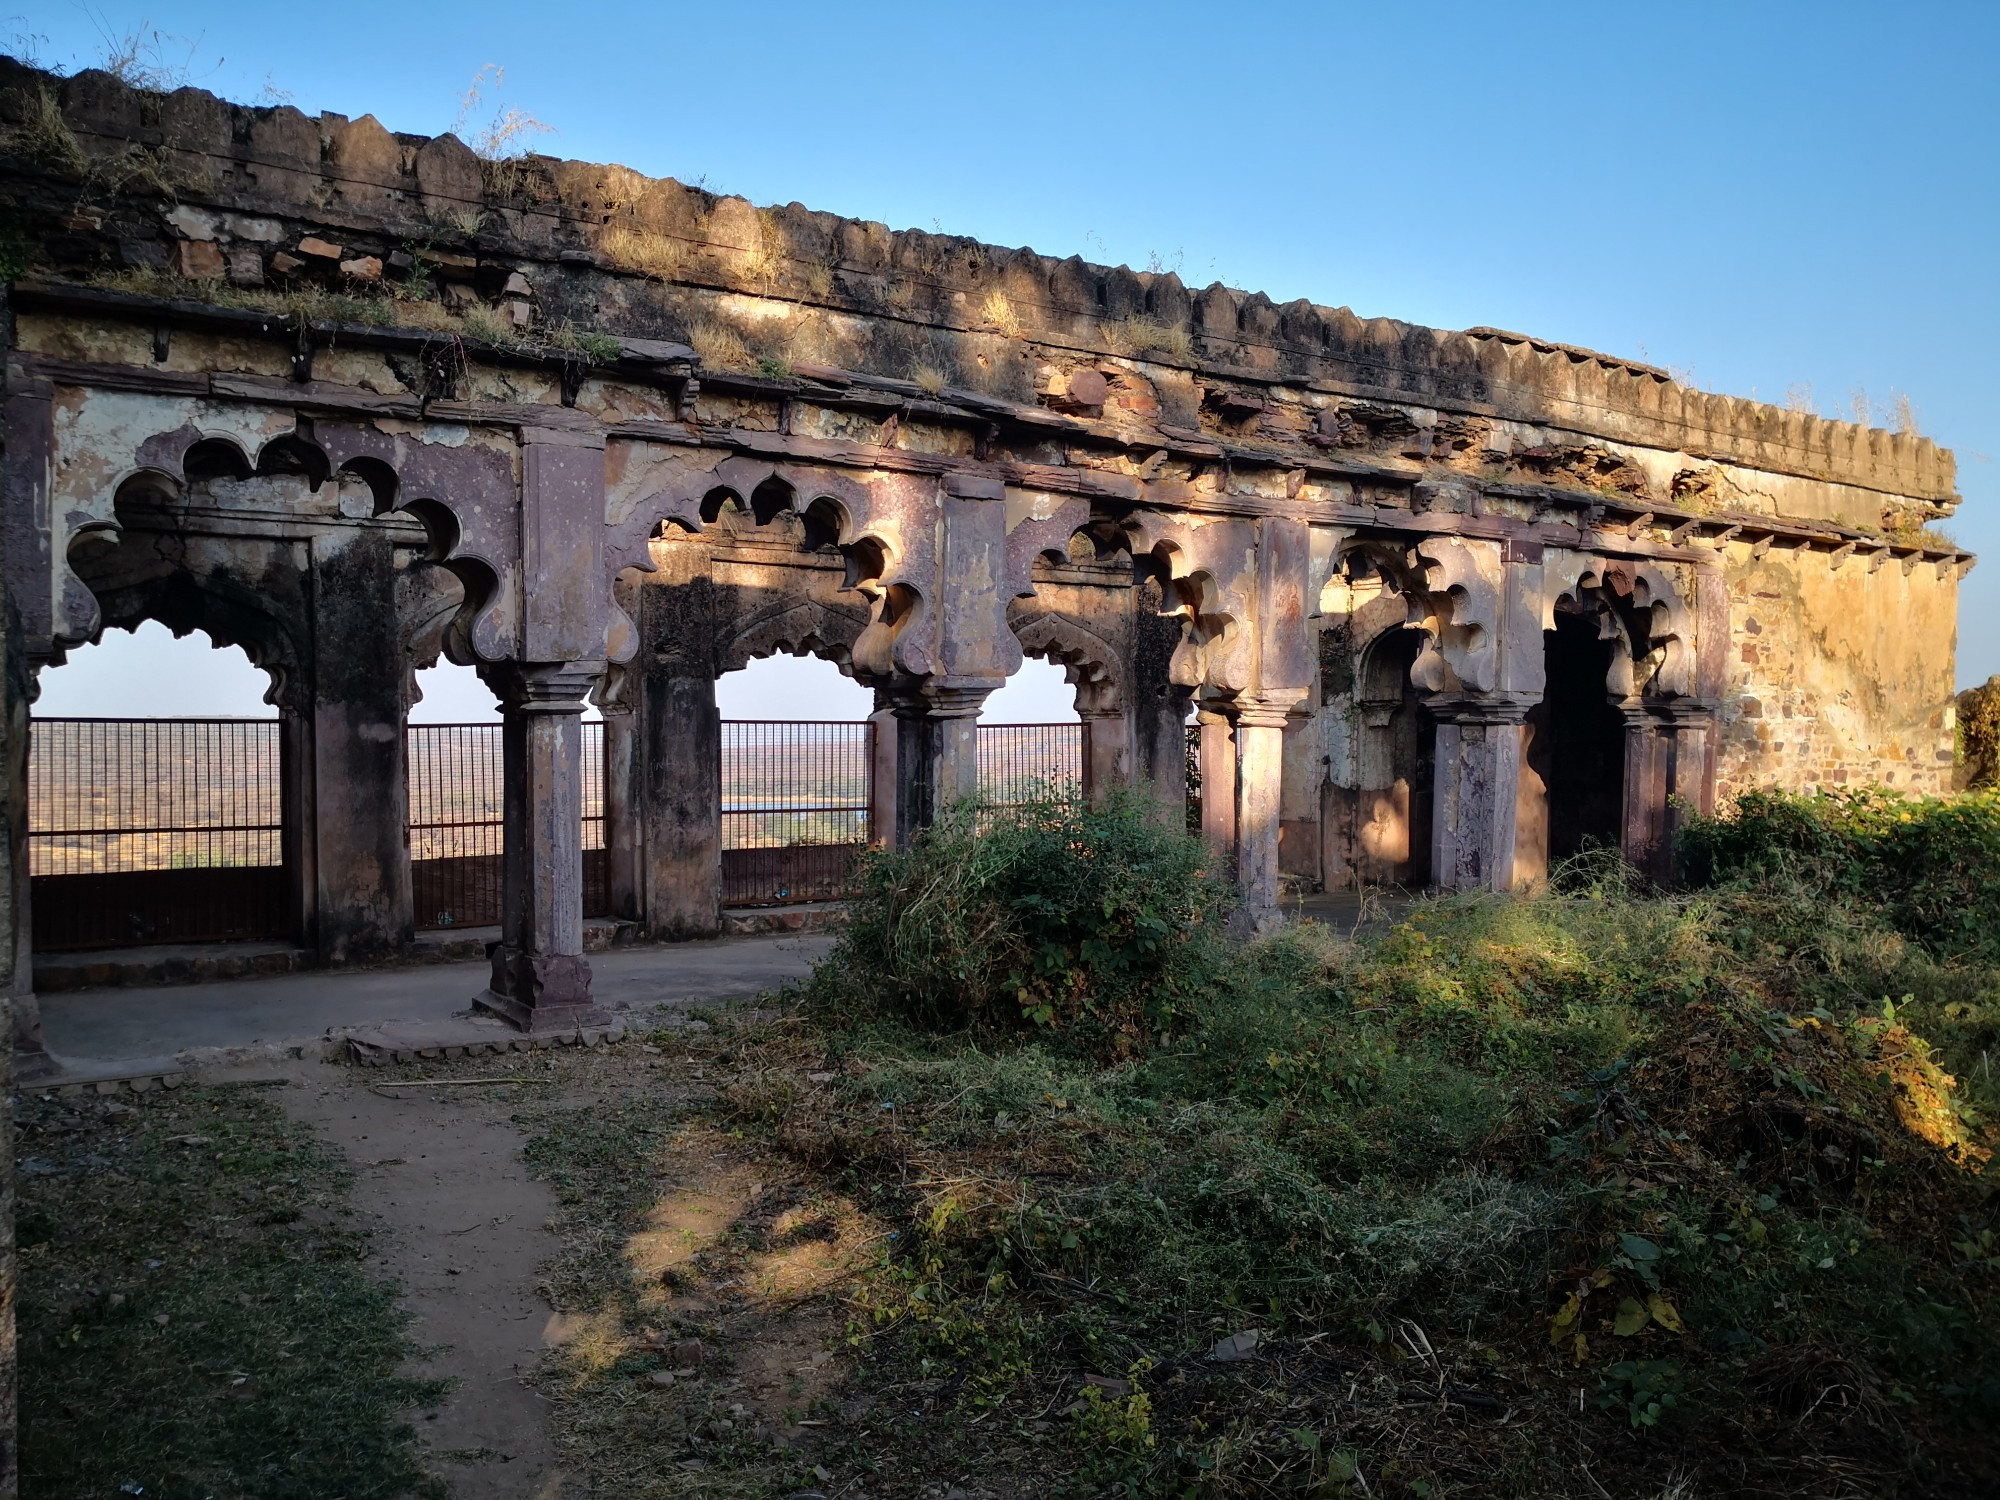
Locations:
1717;543;1961;800
0;55;1961;531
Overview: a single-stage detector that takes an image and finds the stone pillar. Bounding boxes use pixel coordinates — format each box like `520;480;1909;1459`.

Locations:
1620;700;1717;886
475;662;608;1032
303;530;412;962
867;695;899;848
1131;579;1195;826
1233;700;1290;926
599;690;641;923
1353;701;1403;886
638;666;721;937
1079;709;1131;804
2;649;47;1088
1619;703;1669;881
1427;692;1534;893
1196;708;1236;865
890;683;992;846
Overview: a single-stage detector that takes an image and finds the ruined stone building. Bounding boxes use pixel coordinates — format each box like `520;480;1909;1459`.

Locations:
0;58;1972;1049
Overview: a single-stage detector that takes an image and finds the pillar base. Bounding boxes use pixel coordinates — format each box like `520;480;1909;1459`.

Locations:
10;992;56;1084
474;944;609;1033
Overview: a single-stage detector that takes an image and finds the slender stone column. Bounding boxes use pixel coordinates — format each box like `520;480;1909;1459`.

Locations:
889;681;995;846
1079;709;1131;804
475;662;609;1032
599;690;641;924
1426;692;1535;893
1196;708;1236;865
867;693;899;848
1233;701;1291;926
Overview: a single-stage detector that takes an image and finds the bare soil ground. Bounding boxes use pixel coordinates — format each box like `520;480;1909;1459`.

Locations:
275;1057;569;1498
260;1021;865;1498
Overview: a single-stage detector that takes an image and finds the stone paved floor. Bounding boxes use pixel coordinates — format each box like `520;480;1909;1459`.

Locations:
36;932;833;1064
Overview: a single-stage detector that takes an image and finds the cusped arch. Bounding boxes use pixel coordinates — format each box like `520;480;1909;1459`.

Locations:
718;594;872;679
1542;553;1696;699
80;413;520;669
1007;605;1129;717
63;492;310;711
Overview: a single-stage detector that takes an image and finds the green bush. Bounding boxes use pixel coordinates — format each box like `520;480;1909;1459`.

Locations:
807;789;1229;1055
1677;787;2000;961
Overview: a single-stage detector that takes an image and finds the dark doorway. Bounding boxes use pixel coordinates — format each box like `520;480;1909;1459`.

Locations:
1531;611;1626;863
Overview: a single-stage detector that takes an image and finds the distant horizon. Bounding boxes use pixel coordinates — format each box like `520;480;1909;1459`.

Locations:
29;621;1084;724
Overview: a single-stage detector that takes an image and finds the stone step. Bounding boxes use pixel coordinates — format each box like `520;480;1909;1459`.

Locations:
721;902;847;936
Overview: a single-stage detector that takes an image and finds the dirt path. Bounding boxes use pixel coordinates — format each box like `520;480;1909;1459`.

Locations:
273;1059;568;1499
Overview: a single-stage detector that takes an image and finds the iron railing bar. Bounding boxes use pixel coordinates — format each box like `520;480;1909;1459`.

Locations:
31;716;282;725
31;828;286;840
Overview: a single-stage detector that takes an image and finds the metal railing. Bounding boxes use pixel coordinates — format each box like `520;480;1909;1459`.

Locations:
975;722;1083;807
27;712;1100;949
721;720;873;905
407;722;607;930
27;717;288;949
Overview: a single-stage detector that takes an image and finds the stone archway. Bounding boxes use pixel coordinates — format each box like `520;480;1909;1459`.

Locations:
1530;556;1714;883
1351;624;1437;888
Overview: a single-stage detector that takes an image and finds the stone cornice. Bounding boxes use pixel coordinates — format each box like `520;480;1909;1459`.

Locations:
15;328;1973;586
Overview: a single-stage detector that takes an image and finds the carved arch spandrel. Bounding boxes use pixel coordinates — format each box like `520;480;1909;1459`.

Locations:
1405;536;1501;694
1542;550;1697;699
50;393;526;669
1333;535;1502;696
1119;509;1255;695
1000;489;1092;601
602;443;925;682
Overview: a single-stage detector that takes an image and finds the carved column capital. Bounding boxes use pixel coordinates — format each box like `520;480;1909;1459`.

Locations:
480;661;603;713
1423;689;1537;726
1220;689;1312;730
883;675;1002;721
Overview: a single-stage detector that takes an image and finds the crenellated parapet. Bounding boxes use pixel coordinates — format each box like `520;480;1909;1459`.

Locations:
0;56;1961;527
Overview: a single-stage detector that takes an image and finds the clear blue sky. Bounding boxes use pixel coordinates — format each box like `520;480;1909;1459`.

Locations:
17;0;1996;720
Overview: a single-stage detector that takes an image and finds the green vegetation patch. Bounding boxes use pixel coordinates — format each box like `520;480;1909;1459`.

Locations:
16;1084;445;1500
492;789;2000;1497
720;792;1996;1496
